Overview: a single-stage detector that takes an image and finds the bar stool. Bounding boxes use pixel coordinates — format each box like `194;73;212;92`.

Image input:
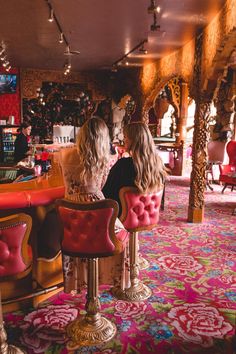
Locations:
112;187;163;302
0;213;32;308
56;198;128;350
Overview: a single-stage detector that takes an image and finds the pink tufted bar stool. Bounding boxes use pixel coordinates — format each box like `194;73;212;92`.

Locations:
112;187;163;302
0;213;32;304
56;198;128;350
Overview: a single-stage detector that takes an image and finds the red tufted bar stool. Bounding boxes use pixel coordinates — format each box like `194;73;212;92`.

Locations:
56;198;128;350
0;213;32;305
112;187;163;302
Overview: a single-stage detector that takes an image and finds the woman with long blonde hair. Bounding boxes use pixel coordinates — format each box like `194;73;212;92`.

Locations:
59;117;124;293
60;117;111;202
103;121;166;215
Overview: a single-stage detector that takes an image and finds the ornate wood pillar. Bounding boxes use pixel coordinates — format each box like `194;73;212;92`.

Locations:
188;30;211;223
176;82;188;144
188;99;211;222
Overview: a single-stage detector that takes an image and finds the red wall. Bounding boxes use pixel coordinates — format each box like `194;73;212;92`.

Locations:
0;67;21;125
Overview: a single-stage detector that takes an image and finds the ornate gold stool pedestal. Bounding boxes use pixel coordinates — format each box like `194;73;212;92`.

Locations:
66;258;117;350
66;314;116;350
0;323;25;354
112;231;152;302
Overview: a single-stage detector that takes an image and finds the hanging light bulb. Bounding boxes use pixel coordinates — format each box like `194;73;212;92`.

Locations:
48;8;54;22
59;33;64;44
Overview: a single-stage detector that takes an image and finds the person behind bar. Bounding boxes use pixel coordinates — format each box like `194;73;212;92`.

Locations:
103;121;167;216
14;122;32;163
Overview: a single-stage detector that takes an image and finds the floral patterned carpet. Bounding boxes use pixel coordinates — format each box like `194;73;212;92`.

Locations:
4;177;236;353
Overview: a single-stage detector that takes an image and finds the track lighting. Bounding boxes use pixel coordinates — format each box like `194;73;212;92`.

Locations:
139;45;148;54
112;39;148;68
48;8;54;22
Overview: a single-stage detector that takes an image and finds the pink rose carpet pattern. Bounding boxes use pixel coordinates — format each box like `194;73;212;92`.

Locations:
4;177;236;353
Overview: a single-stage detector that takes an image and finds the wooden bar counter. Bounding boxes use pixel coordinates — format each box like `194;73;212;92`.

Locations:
0;151;66;312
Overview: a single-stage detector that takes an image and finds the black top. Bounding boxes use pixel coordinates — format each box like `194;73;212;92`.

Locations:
102;157;136;216
14;132;29;163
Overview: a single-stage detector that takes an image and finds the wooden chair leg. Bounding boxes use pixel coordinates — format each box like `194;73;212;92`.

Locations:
221;184;228;194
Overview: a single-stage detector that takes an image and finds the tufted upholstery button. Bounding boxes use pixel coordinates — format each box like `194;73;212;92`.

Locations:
0;240;10;261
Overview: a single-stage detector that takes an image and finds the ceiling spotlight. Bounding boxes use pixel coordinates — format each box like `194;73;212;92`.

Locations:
139;45;148;54
148;0;161;14
59;33;64;44
0;49;4;56
3;61;9;67
48;8;54;22
0;55;6;61
6;66;11;72
111;65;118;72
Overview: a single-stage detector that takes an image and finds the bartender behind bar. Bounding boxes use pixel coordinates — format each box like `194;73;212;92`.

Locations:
14;122;32;163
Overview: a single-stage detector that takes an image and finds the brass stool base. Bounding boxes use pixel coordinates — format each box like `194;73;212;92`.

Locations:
66;316;116;349
138;255;150;270
112;281;152;302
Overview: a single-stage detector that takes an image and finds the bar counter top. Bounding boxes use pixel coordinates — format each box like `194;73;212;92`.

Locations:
0;151;64;193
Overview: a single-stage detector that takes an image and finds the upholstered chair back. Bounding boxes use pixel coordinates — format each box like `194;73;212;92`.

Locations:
226;140;236;165
56;199;127;258
207;141;228;164
0;213;32;278
119;187;163;232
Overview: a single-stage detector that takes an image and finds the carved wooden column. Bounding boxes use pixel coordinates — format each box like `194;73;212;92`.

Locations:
231;69;236;140
176;82;188;144
188;30;210;223
188;99;211;222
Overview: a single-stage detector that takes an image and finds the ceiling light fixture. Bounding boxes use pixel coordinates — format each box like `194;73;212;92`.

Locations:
112;39;148;68
139;44;148;54
48;8;54;22
45;0;79;72
59;33;64;44
148;0;161;14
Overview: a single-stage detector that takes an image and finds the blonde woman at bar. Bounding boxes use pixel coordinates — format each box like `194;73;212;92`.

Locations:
59;117;124;293
103;121;167;215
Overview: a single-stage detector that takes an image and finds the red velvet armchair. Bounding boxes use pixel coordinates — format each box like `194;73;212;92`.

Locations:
0;213;32;305
112;186;163;302
219;140;236;193
56;198;128;349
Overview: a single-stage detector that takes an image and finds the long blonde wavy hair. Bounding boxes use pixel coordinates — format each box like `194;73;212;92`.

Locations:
124;122;166;193
76;117;110;184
